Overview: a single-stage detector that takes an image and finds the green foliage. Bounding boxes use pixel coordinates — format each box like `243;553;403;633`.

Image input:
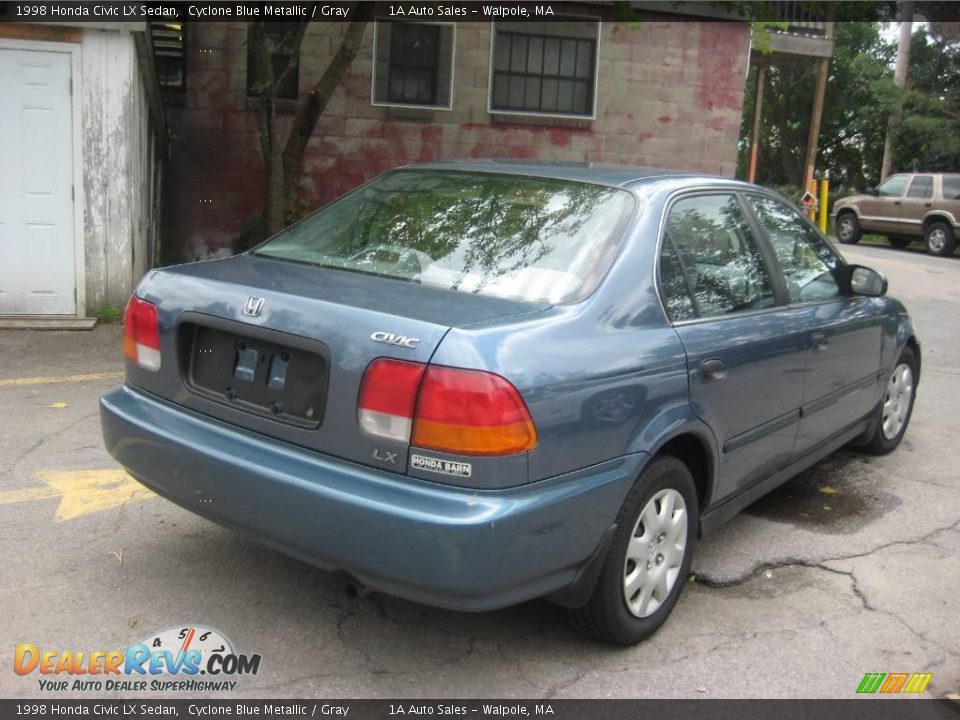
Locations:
284;188;313;226
750;21;790;55
739;23;960;195
232;213;266;255
738;22;896;190
892;29;960;172
93;305;123;324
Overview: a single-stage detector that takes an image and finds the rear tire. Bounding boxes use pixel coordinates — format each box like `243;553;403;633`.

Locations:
925;221;956;257
836;212;861;244
568;455;698;646
856;347;917;456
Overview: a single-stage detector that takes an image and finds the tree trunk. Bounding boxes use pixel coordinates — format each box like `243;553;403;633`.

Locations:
281;14;371;203
880;4;915;180
248;11;371;238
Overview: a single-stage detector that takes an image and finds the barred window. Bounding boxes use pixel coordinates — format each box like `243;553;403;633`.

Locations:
373;22;455;109
490;23;598;117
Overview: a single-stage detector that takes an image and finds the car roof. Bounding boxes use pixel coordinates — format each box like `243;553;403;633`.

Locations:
402;159;755;191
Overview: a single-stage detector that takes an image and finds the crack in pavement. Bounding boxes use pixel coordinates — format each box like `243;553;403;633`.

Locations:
695;519;960;664
695;517;960;588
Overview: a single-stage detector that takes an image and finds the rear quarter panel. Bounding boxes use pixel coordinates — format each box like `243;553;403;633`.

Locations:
428;181;715;488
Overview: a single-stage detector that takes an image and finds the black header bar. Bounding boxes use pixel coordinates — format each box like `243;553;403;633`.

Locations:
2;1;958;24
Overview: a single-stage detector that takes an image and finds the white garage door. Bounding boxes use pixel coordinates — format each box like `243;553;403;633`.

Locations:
0;47;75;315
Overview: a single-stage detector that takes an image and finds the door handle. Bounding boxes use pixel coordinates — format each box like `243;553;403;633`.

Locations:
811;331;829;353
893;201;901;206
924;203;933;208
699;358;726;384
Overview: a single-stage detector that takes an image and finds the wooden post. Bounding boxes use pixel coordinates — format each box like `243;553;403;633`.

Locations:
748;66;765;184
803;17;835;196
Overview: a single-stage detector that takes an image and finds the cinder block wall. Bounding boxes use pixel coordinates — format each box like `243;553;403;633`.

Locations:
165;17;750;257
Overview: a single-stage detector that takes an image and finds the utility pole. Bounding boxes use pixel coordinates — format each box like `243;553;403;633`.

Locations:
880;3;915;180
802;13;836;198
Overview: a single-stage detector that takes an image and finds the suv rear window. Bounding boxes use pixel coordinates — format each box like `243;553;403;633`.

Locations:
942;175;960;200
254;170;635;304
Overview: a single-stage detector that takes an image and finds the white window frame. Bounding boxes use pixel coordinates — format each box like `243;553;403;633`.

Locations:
370;20;456;112
486;18;602;121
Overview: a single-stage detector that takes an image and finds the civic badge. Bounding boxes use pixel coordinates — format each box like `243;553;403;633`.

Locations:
243;296;265;317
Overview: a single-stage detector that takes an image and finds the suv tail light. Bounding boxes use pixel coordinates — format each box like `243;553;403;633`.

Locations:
357;360;537;456
123;296;161;371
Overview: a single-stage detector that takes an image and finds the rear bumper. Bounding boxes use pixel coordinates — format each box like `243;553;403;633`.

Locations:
100;385;643;611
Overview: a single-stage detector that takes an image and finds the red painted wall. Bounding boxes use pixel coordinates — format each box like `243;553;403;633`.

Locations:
165;19;750;258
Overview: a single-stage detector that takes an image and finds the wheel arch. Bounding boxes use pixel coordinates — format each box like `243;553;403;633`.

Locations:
922;213;956;234
906;335;922;385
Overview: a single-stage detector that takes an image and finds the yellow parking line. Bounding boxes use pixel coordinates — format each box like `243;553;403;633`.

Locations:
0;469;154;521
0;371;123;388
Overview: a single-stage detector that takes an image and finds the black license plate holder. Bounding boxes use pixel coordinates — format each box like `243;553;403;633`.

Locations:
181;316;329;429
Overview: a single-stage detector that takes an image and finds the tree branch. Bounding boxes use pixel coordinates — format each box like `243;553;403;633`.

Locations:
281;6;372;195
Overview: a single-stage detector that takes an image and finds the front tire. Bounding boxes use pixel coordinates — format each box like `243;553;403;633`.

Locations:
857;347;917;456
836;212;861;244
925;221;956;257
568;455;698;646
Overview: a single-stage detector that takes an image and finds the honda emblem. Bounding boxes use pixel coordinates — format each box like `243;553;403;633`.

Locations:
243;296;265;317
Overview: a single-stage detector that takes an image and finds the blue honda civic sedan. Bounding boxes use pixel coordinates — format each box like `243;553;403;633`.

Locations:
101;161;919;645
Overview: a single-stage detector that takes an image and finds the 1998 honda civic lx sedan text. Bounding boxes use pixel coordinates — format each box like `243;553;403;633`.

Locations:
101;161;919;645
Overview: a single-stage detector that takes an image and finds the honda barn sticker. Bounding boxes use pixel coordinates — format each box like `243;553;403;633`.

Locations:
410;454;472;478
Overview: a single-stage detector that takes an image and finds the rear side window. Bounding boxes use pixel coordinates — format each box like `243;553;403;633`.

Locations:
907;176;933;199
658;240;696;321
254;170;635;305
942;176;960;200
747;195;841;304
660;194;776;320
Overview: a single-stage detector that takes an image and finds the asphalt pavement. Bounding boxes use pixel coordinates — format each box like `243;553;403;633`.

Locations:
1;242;957;699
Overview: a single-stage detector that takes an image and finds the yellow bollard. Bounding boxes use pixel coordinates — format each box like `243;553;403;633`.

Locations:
819;177;829;233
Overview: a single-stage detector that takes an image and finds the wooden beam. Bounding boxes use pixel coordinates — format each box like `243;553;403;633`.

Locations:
803;19;835;194
0;24;82;43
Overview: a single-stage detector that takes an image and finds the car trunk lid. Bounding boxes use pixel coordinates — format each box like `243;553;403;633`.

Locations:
126;254;548;474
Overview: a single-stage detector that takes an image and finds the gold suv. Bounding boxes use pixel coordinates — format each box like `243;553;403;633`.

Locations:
832;173;960;256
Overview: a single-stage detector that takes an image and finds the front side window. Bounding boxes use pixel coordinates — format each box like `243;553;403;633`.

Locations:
877;175;908;197
254;171;635;305
747;195;841;304
663;195;776;319
490;22;598;117
372;22;454;108
907;175;933;199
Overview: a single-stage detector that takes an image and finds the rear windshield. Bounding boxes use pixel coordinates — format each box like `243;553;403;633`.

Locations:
253;170;635;304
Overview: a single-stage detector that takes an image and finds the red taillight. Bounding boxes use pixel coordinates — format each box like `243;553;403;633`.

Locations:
357;359;537;456
357;358;426;442
413;367;537;455
123;295;161;371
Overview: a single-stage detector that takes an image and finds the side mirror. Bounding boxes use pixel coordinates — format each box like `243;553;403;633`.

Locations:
866;187;878;196
849;265;887;297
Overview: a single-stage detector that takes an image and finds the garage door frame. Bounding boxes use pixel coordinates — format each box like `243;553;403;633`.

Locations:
0;37;86;319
